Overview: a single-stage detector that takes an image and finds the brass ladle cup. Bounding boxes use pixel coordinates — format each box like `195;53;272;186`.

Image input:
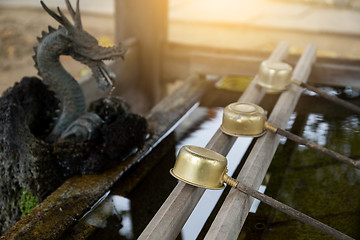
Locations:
170;145;353;240
257;60;360;115
221;102;360;170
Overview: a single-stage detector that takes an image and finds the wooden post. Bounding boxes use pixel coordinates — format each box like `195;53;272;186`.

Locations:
114;0;168;105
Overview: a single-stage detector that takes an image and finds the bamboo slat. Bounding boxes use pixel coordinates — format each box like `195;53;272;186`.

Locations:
204;44;317;240
138;41;290;240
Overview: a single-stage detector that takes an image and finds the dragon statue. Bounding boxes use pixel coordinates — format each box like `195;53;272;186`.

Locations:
36;0;127;142
0;0;147;234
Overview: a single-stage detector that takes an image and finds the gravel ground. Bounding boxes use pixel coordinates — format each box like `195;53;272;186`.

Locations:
0;6;115;94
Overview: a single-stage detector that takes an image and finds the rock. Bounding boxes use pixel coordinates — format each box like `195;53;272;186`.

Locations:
0;79;148;234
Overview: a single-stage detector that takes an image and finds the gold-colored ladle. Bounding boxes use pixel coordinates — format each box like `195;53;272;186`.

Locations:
170;145;354;240
257;60;360;115
220;102;360;170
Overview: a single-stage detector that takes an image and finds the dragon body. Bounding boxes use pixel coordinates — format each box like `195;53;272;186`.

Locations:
35;26;87;140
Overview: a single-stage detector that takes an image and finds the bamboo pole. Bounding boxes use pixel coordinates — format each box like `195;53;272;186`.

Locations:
233;182;355;240
292;79;360;115
264;122;360;170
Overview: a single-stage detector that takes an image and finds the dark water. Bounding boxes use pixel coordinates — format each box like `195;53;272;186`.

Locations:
241;94;360;240
67;87;360;240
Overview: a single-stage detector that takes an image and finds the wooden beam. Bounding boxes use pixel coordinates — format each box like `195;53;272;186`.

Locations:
190;53;262;78
162;42;269;81
310;62;360;88
204;44;317;240
162;43;360;89
138;41;289;240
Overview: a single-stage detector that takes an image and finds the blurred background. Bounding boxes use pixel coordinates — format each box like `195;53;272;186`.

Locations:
0;0;359;95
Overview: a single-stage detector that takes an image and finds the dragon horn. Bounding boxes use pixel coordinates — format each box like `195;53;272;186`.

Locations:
65;0;76;21
40;1;64;25
40;1;75;32
57;7;76;31
65;0;83;30
75;0;83;30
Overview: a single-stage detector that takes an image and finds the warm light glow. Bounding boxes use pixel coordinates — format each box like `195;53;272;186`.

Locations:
169;0;360;58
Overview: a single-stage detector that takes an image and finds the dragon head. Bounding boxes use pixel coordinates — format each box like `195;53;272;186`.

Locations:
41;0;127;90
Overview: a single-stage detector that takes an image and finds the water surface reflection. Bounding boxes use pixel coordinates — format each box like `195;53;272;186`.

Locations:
80;194;133;239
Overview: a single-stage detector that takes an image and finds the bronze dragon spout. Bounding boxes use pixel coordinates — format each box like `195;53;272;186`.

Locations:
34;0;127;142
